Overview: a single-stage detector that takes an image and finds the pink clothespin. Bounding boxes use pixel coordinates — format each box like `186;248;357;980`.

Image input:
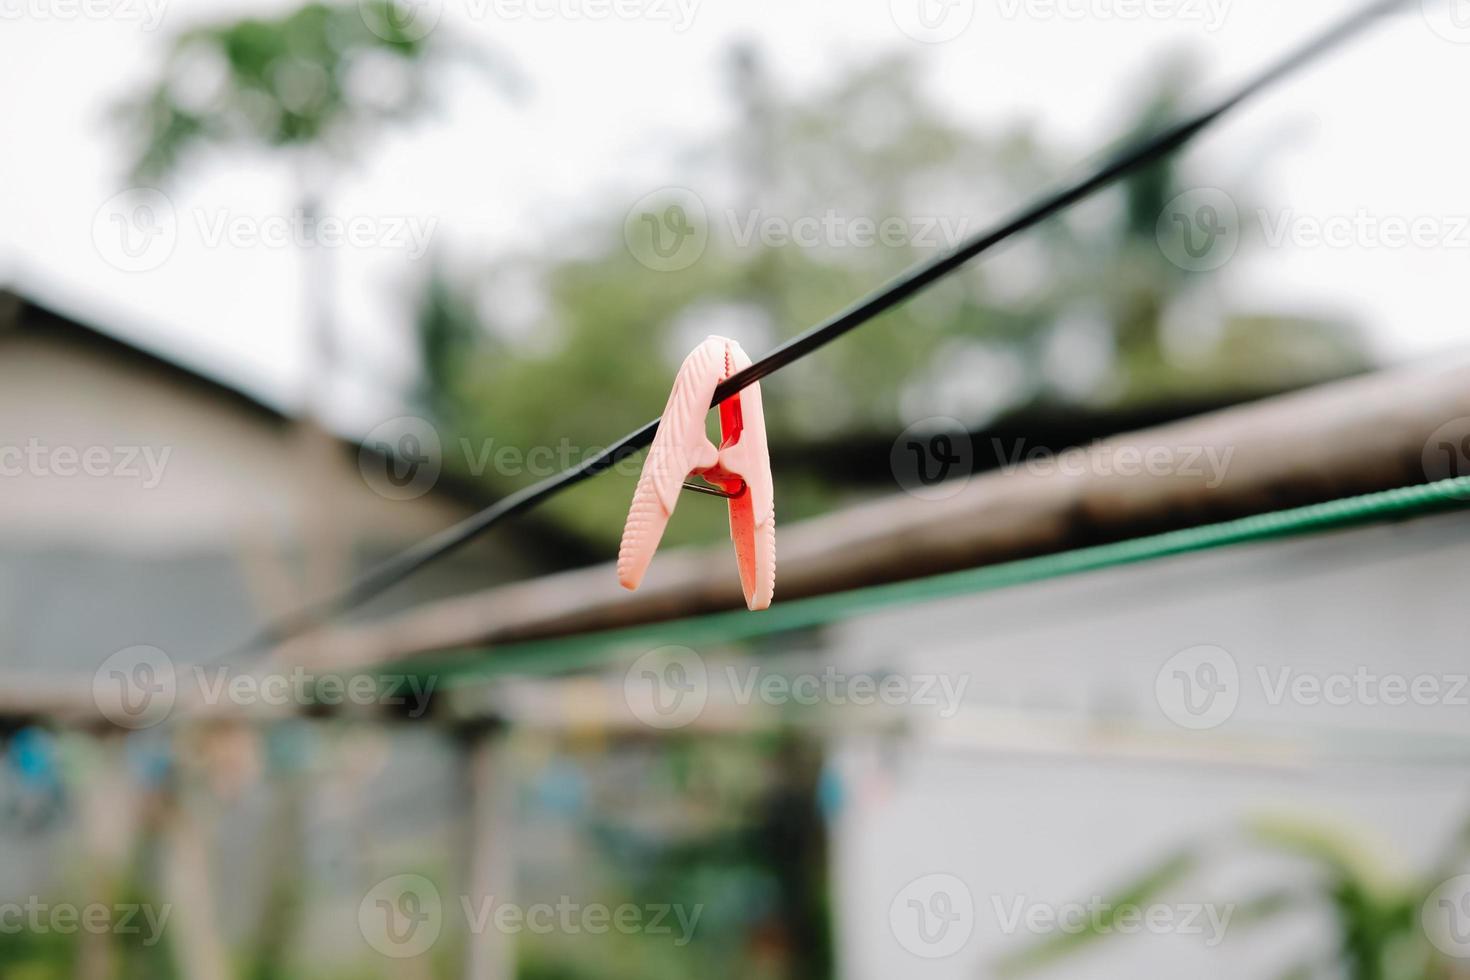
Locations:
618;335;776;610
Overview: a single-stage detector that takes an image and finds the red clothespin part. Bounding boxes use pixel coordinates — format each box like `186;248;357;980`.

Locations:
618;335;775;610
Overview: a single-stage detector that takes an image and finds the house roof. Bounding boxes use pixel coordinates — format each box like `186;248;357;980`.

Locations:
0;288;289;425
0;285;600;564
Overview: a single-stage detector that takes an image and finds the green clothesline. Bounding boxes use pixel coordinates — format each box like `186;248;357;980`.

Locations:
400;475;1470;685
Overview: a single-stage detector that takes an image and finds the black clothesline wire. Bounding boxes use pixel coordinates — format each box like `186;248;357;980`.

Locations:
232;0;1409;660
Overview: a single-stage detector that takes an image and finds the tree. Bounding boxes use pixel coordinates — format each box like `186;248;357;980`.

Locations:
121;0;511;407
412;47;1370;551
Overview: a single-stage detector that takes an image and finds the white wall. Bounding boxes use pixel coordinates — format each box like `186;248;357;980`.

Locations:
825;507;1470;979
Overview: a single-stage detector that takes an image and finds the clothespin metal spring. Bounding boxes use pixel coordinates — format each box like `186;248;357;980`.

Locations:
680;480;746;500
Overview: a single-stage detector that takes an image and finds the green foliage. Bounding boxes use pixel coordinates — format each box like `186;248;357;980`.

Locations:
119;1;483;182
0;925;78;979
508;732;831;980
998;814;1470;980
996;849;1199;976
0;883;178;980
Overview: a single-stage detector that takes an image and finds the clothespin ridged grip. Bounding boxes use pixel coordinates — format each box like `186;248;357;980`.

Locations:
617;336;776;610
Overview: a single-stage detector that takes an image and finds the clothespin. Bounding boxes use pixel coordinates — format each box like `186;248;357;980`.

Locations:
618;335;776;610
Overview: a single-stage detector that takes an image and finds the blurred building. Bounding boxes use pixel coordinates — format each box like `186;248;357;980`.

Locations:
0;287;550;672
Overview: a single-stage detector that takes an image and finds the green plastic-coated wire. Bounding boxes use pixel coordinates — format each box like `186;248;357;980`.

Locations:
398;476;1470;685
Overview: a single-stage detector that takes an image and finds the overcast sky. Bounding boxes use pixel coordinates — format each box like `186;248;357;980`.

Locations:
2;0;1467;433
